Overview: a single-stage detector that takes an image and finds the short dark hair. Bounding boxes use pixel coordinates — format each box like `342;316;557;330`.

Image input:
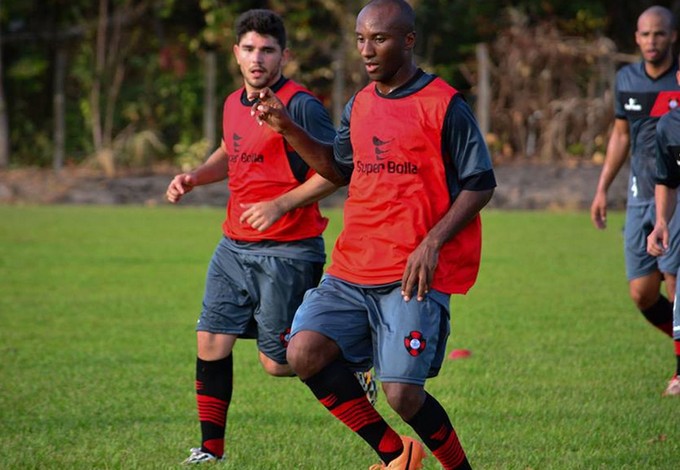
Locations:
234;9;287;50
364;0;415;33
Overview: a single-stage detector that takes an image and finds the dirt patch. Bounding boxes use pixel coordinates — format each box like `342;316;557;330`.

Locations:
0;161;629;211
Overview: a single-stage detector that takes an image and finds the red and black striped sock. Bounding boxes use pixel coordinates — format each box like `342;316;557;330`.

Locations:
641;296;673;337
675;340;680;376
407;393;470;470
196;355;233;458
304;361;403;464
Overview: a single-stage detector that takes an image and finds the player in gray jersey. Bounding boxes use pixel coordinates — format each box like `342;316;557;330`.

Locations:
590;6;680;395
647;58;680;396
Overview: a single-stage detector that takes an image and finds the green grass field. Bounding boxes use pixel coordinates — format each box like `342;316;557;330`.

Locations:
0;205;678;469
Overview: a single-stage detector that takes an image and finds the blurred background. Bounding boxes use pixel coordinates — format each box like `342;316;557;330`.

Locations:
0;0;679;176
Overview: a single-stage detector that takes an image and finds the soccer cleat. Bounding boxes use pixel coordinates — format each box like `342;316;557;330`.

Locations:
355;370;379;406
662;375;680;396
182;447;224;465
369;436;426;470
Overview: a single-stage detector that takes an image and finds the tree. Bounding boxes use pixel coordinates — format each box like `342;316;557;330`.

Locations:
2;0;677;170
84;0;153;175
0;0;10;168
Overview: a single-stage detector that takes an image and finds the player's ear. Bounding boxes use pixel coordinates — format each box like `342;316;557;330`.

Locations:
404;31;416;51
233;44;240;65
281;48;290;67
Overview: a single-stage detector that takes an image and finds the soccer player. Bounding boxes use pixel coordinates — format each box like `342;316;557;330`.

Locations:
252;1;495;468
590;6;680;386
165;9;339;464
647;57;680;396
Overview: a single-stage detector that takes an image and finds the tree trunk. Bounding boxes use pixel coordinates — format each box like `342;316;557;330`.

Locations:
331;39;346;126
53;47;66;171
203;49;217;155
318;0;361;125
91;0;108;154
475;43;490;138
0;0;10;169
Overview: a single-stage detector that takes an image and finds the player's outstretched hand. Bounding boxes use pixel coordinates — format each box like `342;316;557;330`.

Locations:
647;223;669;257
239;200;284;232
166;173;197;204
248;87;291;133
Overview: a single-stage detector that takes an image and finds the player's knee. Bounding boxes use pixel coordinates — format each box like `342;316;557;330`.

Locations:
196;331;235;361
663;273;676;301
629;286;658;310
383;383;426;421
286;331;338;379
286;334;317;377
628;273;663;310
259;354;294;377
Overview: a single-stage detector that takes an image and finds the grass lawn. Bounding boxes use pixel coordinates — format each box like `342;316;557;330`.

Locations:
0;205;677;469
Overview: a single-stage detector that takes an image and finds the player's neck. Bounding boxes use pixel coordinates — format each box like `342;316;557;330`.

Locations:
375;63;418;95
644;56;674;79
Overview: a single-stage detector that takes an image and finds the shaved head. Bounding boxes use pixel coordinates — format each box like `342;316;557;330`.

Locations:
360;0;415;35
638;5;675;31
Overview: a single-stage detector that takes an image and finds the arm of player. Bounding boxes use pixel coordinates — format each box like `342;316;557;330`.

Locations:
166;146;230;204
401;188;494;302
249;88;346;186
647;184;678;256
239;174;339;232
590;118;630;230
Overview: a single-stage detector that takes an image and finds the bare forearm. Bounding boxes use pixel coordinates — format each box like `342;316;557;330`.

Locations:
251;87;346;185
278;122;345;185
423;189;494;249
275;174;339;213
656;185;678;226
596;130;629;194
191;146;229;186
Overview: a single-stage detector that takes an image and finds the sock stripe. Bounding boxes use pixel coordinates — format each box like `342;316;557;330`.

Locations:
432;431;466;468
197;395;228;427
431;424;448;441
319;393;338;408
328;396;382;432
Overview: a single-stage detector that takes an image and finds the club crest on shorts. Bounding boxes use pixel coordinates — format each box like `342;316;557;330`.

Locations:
279;328;291;348
404;331;426;356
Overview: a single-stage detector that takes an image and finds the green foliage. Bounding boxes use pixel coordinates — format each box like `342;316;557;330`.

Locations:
8;121;52;166
174;138;211;171
0;0;658;167
5;55;48;81
127;53;207;155
1;206;679;468
566;141;586;156
559;8;609;36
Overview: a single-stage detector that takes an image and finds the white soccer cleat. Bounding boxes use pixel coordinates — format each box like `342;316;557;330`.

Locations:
182;447;225;465
662;375;680;397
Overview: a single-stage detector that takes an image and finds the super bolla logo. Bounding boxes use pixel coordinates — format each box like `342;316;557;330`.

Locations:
355;134;419;175
228;133;264;163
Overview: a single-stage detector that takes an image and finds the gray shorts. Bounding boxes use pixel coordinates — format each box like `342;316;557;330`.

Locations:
197;237;324;364
624;203;680;280
291;275;451;385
